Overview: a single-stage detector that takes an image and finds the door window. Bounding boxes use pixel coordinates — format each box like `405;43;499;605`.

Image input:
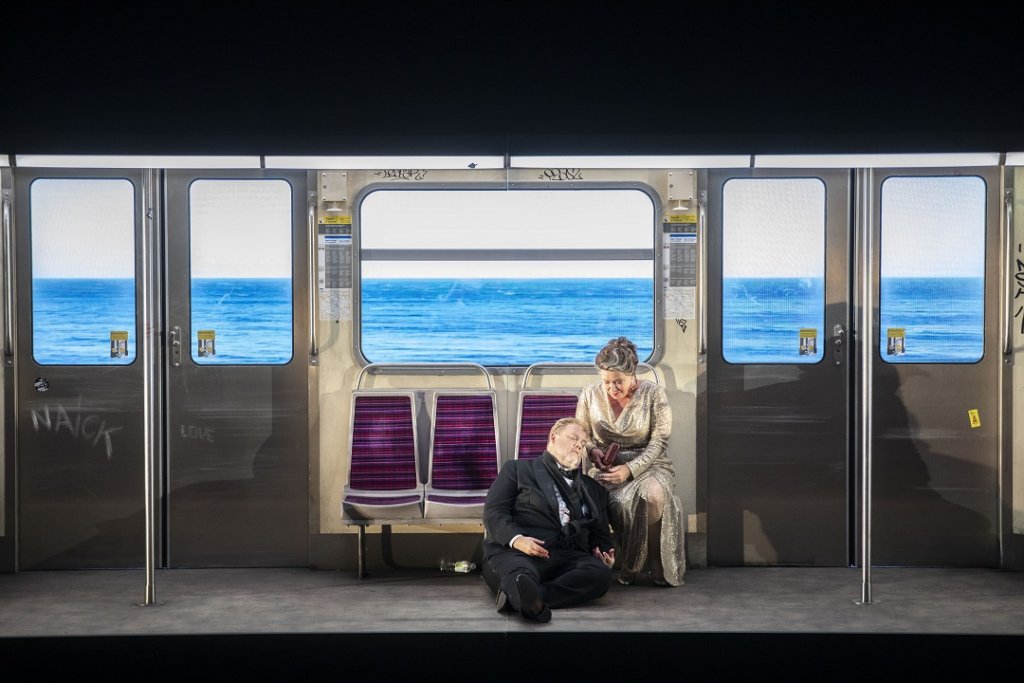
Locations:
721;177;826;364
30;178;136;365
189;179;294;365
879;176;986;363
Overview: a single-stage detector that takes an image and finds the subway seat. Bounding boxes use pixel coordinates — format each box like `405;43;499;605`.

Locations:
423;392;500;519
342;392;424;521
514;391;580;460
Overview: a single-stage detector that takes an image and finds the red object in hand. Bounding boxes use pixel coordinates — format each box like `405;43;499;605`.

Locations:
589;442;620;471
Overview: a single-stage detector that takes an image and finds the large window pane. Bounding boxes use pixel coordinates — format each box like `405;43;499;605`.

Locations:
31;178;136;365
359;189;655;365
880;176;986;364
722;178;826;364
190;179;293;365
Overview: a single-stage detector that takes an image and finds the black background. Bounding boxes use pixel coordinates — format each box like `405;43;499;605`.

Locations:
3;1;1024;157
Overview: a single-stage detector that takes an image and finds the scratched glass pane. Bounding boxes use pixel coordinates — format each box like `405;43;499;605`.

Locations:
358;189;655;365
721;178;826;364
30;178;137;365
189;179;294;365
879;176;985;364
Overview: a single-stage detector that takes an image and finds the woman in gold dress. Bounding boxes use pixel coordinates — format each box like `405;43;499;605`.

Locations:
576;337;685;586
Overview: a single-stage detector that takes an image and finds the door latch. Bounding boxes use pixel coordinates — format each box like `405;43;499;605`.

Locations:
169;325;182;368
833;323;845;366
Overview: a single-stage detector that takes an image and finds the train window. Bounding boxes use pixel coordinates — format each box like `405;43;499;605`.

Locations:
189;179;293;365
358;189;655;365
721;177;826;364
30;178;136;365
879;176;986;364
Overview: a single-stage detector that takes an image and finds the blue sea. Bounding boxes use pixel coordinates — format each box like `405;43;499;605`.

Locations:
33;278;293;365
878;277;984;363
360;278;654;365
723;276;984;364
34;276;980;367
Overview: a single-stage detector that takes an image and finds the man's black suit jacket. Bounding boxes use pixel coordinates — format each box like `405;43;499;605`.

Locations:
483;452;615;560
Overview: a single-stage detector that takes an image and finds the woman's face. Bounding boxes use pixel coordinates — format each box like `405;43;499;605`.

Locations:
599;369;635;401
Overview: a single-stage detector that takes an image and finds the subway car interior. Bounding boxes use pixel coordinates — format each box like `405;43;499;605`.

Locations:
3;4;1024;676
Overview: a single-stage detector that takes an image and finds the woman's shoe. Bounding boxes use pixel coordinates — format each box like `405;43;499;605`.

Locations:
651;576;670;587
617;570;635;586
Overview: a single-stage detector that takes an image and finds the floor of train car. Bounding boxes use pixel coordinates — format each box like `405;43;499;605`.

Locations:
1;566;1020;676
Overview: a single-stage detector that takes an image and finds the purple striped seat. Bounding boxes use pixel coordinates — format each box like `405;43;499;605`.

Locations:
515;392;580;460
423;392;500;519
343;392;424;521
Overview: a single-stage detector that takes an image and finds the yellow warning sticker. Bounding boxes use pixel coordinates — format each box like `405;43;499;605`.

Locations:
197;329;216;358
322;215;352;225
968;409;981;428
799;328;817;356
886;327;906;356
109;330;128;358
667;213;698;224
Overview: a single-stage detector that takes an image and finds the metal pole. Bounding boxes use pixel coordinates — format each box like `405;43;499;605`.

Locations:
858;169;873;605
307;193;319;365
140;169;158;606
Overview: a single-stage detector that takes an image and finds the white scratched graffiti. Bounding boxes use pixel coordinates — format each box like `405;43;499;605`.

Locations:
30;404;123;460
179;424;215;443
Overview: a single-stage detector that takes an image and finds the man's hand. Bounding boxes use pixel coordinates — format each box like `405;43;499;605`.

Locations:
512;536;549;559
592;547;616;568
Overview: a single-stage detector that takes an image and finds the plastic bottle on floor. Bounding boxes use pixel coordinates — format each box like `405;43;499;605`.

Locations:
440;559;477;573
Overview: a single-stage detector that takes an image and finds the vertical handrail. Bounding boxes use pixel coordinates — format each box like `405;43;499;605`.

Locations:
858;169;874;605
140;170;158;606
2;196;13;359
697;194;707;355
1004;187;1014;355
307;194;319;363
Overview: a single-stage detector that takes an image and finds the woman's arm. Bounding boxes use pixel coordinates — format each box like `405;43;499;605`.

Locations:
625;384;672;479
575;384;598;453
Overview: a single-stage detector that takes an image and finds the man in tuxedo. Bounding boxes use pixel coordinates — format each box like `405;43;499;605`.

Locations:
482;417;616;622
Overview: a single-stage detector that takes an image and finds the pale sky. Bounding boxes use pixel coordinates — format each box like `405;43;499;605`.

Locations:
359;188;655;278
880;176;986;277
32;177;294;279
722;177;826;279
31;178;136;278
190;179;292;278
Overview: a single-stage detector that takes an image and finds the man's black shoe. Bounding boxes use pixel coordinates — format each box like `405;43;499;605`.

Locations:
495;589;514;614
515;574;551;623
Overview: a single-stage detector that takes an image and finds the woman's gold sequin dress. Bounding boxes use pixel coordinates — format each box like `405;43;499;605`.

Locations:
577;379;686;585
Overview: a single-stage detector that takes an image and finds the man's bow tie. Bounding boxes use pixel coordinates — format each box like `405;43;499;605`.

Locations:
558;467;578;480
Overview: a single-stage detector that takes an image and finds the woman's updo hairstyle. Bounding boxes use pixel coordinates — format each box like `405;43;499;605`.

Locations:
595;336;638;374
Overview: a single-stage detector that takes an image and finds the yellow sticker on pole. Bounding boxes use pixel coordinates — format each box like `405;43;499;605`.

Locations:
968;409;981;428
322;215;352;225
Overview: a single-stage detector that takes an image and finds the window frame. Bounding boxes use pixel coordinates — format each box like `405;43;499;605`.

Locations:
352;181;665;371
719;175;829;366
186;176;297;367
877;173;988;365
28;175;139;367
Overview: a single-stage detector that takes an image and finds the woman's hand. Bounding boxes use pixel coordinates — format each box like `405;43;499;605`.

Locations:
596;464;630;486
588;442;620;471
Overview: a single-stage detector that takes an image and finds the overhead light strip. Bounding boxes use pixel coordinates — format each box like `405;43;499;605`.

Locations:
753;153;1002;168
0;155;8;167
14;155;263;169
509;155;752;169
265;156;506;170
